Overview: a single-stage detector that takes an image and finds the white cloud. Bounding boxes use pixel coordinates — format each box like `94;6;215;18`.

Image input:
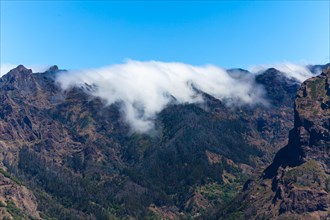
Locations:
56;60;267;133
249;62;314;82
2;61;317;133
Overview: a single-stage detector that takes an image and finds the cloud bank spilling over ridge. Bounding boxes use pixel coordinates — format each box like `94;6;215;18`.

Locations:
56;60;267;133
249;62;315;82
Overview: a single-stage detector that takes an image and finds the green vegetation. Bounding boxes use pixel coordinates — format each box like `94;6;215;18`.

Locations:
326;177;330;192
6;200;24;219
309;78;325;99
14;103;263;219
224;211;245;220
198;181;240;205
79;116;93;129
206;192;250;220
284;160;327;189
34;189;80;220
0;168;22;185
196;163;247;209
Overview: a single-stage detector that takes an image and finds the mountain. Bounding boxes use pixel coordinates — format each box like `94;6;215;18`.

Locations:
255;68;300;107
214;66;330;219
0;64;326;219
308;63;330;74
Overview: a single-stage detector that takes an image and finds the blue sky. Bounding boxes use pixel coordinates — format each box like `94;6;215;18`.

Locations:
1;1;329;69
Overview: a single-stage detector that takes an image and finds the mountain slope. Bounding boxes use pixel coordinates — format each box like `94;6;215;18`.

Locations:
0;64;317;218
0;167;40;219
214;66;330;220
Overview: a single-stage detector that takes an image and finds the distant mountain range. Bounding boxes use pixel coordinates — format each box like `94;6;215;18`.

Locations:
0;63;329;219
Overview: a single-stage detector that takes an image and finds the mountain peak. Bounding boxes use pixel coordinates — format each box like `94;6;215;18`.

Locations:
322;65;330;77
16;64;27;70
264;67;280;73
9;65;32;75
255;67;299;107
47;65;59;72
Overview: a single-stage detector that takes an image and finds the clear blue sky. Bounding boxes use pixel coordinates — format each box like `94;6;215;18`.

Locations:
1;1;329;69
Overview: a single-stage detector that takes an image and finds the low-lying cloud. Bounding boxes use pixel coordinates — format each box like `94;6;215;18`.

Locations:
2;61;317;133
249;62;314;82
56;60;266;133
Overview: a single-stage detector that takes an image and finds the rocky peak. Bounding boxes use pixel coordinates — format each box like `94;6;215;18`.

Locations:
0;65;55;102
1;65;32;81
0;66;34;90
47;65;59;73
255;68;300;107
257;68;298;84
8;65;32;75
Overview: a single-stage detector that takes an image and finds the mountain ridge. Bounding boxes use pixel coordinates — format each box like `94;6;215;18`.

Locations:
0;63;328;219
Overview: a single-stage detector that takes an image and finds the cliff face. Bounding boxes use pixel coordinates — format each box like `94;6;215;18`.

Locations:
267;67;330;218
216;67;330;220
264;66;330;177
294;67;330;169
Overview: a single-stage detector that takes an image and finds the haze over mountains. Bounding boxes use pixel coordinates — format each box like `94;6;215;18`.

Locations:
0;62;329;219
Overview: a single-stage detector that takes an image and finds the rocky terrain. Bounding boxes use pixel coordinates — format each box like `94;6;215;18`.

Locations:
213;66;330;220
0;64;327;219
0;166;40;219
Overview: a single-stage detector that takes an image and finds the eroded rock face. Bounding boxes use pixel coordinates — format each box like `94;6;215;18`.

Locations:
264;67;330;177
216;67;330;220
294;68;330;171
266;67;330;219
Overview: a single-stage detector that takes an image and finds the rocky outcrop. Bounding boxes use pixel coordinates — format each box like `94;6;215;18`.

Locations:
255;68;301;107
215;67;330;220
264;66;330;178
267;67;330;218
